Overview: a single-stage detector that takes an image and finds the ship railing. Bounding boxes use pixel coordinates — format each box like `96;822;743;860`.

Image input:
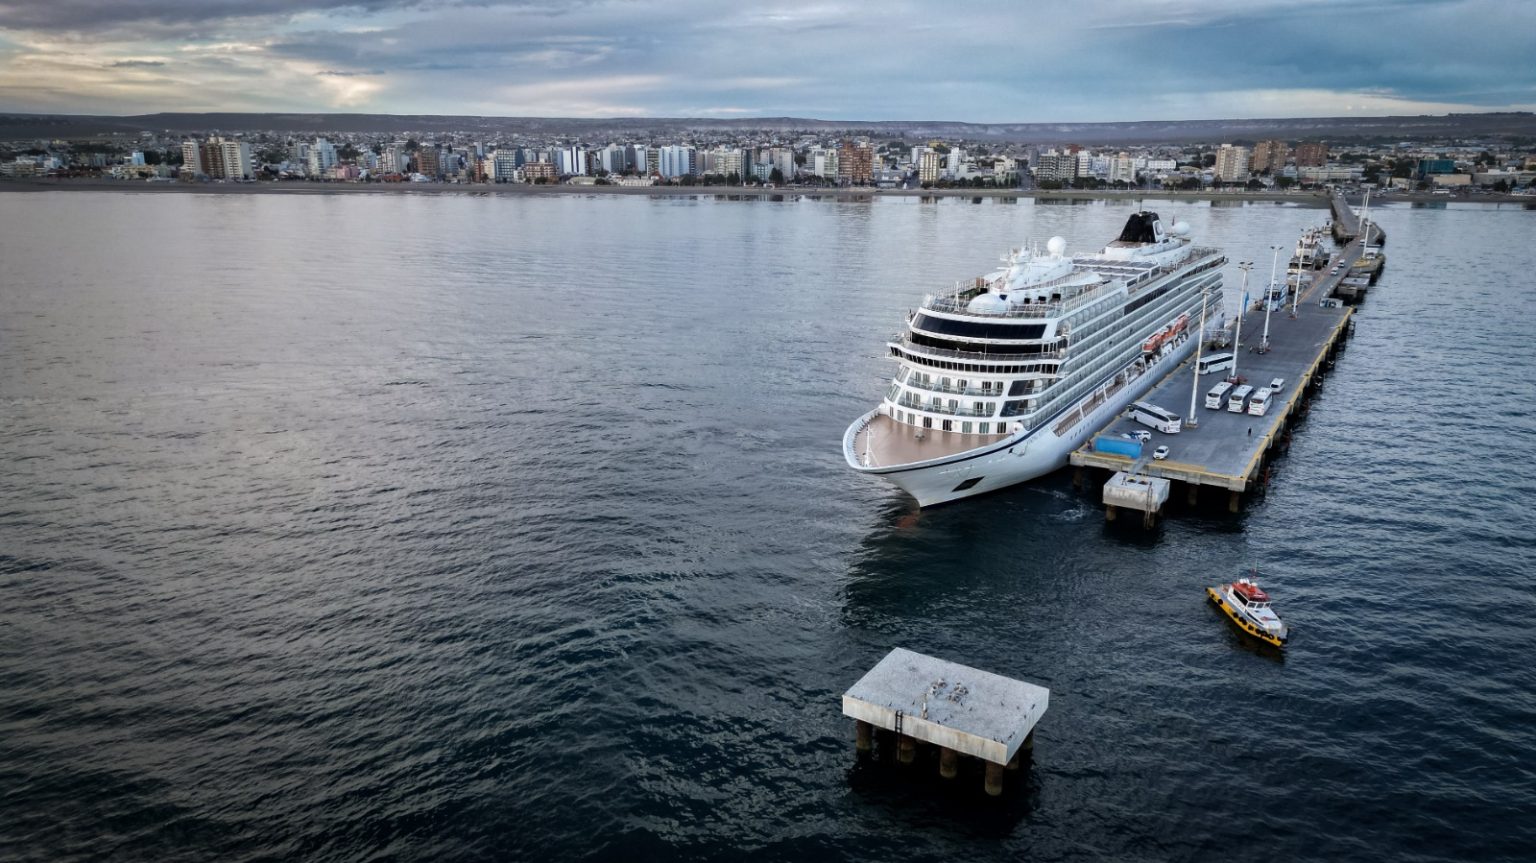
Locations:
902;379;1005;397
843;408;879;464
891;335;1068;363
894;397;995;418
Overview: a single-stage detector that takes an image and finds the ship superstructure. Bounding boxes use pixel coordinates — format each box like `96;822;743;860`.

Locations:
843;212;1226;506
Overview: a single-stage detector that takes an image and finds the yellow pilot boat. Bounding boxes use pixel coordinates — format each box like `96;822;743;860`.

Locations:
1207;576;1289;648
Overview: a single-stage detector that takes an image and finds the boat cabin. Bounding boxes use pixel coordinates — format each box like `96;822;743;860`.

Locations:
1231;580;1271;607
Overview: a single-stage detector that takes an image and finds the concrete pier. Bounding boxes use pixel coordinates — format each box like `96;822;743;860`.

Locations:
843;647;1049;796
1103;472;1170;527
1069;226;1358;517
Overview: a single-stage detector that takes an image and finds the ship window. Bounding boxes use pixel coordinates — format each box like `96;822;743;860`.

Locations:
1001;400;1030;417
912;314;1046;341
942;420;953;432
1008;379;1029;396
962;422;973;434
923;417;932;429
952;477;983;492
980;422;990;434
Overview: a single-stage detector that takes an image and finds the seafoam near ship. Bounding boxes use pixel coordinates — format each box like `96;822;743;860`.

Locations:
843;212;1226;506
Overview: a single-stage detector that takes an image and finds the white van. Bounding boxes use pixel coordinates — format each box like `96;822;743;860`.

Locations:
1227;385;1254;413
1248;388;1272;416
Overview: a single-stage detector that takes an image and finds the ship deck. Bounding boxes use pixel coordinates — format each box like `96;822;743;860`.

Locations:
852;415;1007;469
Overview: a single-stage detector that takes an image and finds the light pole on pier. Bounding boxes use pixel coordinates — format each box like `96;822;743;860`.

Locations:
1187;283;1212;428
1231;262;1253;383
1261;244;1281;354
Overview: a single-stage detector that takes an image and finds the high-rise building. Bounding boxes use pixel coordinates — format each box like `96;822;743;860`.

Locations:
770;147;795;182
1251;139;1289;174
489;150;519;181
1293;142;1328;167
308;138;337;176
181;141;203;175
198;140;226;179
836;140;872;185
553;145;586;176
381;142;408;174
1214;144;1250;182
215;139;252;179
1033;150;1075;183
1108;152;1136;184
657;145;696;179
810;147;838;180
918;150;942;184
415;148;441;178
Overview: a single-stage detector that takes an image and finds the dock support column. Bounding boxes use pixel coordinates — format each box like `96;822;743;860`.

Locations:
984;761;1005;796
1105;504;1117;522
897;735;916;766
939;747;959;779
1228;491;1241;514
1072;466;1084;490
855;720;873;753
1187;483;1199;506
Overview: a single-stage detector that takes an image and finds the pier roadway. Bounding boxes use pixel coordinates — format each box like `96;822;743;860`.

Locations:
1331;190;1385;246
1069;262;1354;511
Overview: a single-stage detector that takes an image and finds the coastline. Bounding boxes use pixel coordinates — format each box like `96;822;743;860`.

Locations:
1;177;1529;206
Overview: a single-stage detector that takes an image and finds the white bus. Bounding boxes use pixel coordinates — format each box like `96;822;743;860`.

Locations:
1130;401;1182;434
1205;381;1233;409
1248;388;1273;416
1227;385;1254;413
1197;352;1235;376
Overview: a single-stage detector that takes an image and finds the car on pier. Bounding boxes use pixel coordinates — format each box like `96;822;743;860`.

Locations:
1152;445;1170;460
1124;430;1152;443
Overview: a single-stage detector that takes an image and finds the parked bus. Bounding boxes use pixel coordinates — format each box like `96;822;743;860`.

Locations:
1248;388;1273;416
1205;381;1233;409
1227;385;1254;413
1130;401;1183;434
1197;352;1235;376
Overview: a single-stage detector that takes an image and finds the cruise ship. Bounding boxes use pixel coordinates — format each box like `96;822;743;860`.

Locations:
843;211;1226;506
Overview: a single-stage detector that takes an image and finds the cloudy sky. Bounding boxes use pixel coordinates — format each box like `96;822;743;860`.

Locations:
0;0;1531;121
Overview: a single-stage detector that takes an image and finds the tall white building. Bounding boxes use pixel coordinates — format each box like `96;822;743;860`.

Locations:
1214;144;1251;182
218;139;253;179
657;145;696;179
811;147;839;179
555;145;587;176
1108;152;1136;184
308;138;337;176
180;141;203;175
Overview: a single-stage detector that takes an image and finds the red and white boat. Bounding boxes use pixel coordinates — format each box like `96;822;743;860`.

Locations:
1206;575;1289;647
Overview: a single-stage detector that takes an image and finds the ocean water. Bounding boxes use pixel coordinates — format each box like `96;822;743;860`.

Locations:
2;191;1534;862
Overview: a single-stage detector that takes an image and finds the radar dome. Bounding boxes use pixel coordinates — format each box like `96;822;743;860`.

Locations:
967;293;1011;314
1170;221;1191;237
1046;236;1067;256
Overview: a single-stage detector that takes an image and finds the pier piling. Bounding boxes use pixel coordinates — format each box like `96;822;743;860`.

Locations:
843;648;1049;798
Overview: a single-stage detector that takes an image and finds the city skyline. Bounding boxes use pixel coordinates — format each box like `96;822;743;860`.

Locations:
1;0;1532;121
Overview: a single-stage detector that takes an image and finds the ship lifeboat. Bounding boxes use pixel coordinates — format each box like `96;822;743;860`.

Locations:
1142;329;1167;354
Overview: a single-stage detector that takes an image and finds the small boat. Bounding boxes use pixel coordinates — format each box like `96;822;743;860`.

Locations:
1206;575;1289;647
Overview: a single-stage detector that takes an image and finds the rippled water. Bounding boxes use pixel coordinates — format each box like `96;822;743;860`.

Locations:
3;192;1534;862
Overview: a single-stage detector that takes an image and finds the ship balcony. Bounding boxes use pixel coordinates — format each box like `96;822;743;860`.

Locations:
890;334;1068;364
894;395;996;418
900;378;1007;398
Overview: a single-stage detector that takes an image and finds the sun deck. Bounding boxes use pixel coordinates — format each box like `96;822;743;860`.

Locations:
851;414;1007;468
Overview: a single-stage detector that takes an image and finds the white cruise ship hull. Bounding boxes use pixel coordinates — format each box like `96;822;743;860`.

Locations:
844;335;1196;507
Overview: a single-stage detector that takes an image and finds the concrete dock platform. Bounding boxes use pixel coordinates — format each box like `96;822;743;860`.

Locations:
843;647;1049;795
1070;236;1356;514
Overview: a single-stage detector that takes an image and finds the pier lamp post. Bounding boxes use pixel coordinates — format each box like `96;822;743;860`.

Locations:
1186;283;1213;428
1261;244;1281;354
1231;262;1253;383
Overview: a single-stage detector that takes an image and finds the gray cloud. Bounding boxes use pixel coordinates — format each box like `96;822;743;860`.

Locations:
108;59;164;67
5;0;1534;119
